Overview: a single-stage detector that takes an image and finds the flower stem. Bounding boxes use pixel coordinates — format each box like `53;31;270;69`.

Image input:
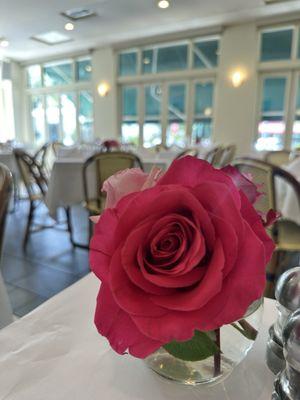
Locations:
213;329;221;377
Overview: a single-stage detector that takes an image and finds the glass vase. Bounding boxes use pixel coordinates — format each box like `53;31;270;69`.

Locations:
144;299;263;386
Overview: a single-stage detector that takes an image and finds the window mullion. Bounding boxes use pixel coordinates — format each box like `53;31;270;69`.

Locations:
161;82;168;147
285;72;297;150
185;80;194;146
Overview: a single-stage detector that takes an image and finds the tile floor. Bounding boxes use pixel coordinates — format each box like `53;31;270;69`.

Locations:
1;201;90;317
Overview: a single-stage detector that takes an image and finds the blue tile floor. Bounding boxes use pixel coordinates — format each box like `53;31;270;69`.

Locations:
1;201;90;317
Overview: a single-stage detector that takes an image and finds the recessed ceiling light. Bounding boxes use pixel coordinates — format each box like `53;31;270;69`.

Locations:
65;22;74;31
61;7;96;21
31;31;72;46
157;0;170;9
0;39;9;48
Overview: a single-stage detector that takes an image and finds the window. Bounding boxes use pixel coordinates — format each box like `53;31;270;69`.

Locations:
260;28;293;62
120;80;215;148
26;56;93;144
142;44;188;74
79;91;94;143
119;51;138;77
76;58;92;82
30;96;45;145
118;36;220;77
143;85;162;148
121;86;139;145
27;65;42;88
26;56;92;88
192;82;214;144
193;39;219;69
255;76;287;151
30;91;93;146
166;83;187;147
43;60;73;87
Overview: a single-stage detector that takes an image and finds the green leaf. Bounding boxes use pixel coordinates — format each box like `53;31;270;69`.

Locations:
163;331;220;362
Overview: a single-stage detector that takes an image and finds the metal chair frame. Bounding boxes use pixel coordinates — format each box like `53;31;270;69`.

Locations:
14;149;51;250
66;151;144;249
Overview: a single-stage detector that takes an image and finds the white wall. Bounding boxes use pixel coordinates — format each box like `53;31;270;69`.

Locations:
214;23;258;156
92;47;119;139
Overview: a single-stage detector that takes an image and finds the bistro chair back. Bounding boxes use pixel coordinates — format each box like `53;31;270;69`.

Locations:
264;150;291;167
83;151;144;215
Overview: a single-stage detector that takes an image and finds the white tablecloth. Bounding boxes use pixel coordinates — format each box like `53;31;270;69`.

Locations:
0;274;277;400
45;158;97;218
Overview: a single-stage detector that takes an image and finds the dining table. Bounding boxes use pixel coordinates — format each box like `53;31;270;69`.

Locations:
45;149;176;219
0;273;277;400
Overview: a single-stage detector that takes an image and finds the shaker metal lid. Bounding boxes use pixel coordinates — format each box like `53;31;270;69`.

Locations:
275;267;300;311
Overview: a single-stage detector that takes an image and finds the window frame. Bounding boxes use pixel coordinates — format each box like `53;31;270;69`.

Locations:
25;55;93;144
255;72;291;152
120;77;216;148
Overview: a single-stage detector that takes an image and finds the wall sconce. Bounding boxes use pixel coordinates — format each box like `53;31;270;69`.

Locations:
231;69;247;88
97;81;110;97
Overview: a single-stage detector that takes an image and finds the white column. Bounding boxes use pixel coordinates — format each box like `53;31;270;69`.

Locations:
214;23;258;156
92;47;118;140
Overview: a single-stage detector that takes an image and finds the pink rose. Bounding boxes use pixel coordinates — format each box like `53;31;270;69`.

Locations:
90;157;275;358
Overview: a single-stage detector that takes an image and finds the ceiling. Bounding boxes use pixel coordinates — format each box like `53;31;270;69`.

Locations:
1;0;300;62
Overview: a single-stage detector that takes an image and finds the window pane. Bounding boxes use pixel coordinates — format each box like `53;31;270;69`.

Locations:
262;77;287;112
79;91;94;142
142;44;188;74
121;122;139;145
122;86;138;117
193;40;219;69
260;29;293;62
144;85;162;148
167;84;186;147
27;65;42;88
46;94;60;141
142;50;154;74
194;82;214;115
31;95;45;145
61;93;76;146
43;61;73;87
119;52;137;76
192;118;212;145
145;85;162;117
255;116;285;151
76;59;92;81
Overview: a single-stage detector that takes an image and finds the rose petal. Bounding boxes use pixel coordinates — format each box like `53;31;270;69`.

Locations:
102;168;148;209
222;165;261;204
150;239;225;311
90;209;119;282
94;283;162;358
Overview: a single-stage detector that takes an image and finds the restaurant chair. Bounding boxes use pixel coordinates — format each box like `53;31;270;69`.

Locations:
218;144;236;168
174;148;199;160
14;149;49;250
232;157;300;298
264;150;291;167
205;146;224;167
66;151;144;248
0;163;14;328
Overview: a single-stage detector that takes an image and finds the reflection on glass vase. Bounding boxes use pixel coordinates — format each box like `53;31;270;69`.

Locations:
145;299;263;386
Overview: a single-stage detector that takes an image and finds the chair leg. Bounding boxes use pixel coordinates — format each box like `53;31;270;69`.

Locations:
264;250;281;299
65;206;75;247
23;201;34;251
